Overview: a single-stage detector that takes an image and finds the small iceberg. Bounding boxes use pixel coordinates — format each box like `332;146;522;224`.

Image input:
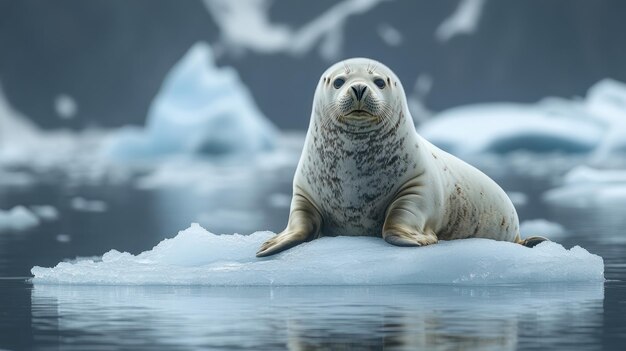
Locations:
519;219;566;240
0;81;40;162
544;166;626;207
420;102;602;155
0;206;40;232
32;223;604;285
420;79;626;158
104;42;278;159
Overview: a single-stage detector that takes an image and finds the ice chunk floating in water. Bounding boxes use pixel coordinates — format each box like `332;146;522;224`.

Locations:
104;42;277;159
32;223;604;285
0;206;40;232
420;102;603;155
420;79;626;157
544;166;626;207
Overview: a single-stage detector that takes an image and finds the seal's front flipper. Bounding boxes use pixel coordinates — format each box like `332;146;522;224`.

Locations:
256;194;322;257
518;236;549;248
382;193;438;247
256;230;310;257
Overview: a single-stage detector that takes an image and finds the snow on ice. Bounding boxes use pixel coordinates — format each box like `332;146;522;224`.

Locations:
32;223;604;286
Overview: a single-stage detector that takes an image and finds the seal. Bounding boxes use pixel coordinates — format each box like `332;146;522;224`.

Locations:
256;58;545;257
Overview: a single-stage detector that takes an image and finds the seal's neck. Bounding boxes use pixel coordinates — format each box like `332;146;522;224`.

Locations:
311;107;417;152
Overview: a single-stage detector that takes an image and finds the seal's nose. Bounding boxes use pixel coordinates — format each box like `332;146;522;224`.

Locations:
351;84;368;101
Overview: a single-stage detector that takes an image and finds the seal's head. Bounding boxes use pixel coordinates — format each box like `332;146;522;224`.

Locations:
313;58;407;133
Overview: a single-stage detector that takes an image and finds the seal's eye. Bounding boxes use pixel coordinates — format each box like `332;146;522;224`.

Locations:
374;78;386;89
333;78;345;89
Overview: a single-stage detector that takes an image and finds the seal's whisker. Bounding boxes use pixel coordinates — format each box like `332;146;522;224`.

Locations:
320;101;343;130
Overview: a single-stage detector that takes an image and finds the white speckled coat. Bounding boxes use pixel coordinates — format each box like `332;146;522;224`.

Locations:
257;58;522;257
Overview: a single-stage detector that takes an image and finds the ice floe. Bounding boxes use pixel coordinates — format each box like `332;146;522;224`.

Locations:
520;219;566;240
0;82;110;182
104;42;278;160
30;205;59;221
56;234;71;243
420;79;626;160
544;166;626;207
420;102;602;155
1;41;296;189
70;197;108;213
54;94;78;120
0;206;40;232
32;223;604;285
0;205;60;233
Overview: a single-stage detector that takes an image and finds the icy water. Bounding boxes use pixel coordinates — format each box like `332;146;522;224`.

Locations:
1;160;626;350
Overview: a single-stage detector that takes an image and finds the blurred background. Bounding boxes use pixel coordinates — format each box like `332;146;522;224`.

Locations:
2;1;626;350
2;0;626;130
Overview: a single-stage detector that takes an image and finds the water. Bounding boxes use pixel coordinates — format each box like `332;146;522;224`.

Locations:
1;157;626;350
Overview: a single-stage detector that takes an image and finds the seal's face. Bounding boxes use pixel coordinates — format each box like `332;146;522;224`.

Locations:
315;58;405;133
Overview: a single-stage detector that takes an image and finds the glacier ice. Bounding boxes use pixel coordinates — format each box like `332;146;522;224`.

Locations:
420;79;626;159
32;223;604;285
104;42;278;160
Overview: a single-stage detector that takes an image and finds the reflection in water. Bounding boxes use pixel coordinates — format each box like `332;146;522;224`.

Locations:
32;283;603;350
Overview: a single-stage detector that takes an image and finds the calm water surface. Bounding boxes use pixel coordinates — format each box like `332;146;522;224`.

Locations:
1;159;625;350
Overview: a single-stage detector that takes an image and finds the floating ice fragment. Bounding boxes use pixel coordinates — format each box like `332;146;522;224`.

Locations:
544;166;626;207
70;197;107;213
54;94;78;119
420;79;626;158
520;219;566;240
30;205;59;221
0;206;40;232
0;169;36;187
32;223;604;285
563;165;626;185
420;103;603;155
56;234;71;243
104;42;278;159
0;81;39;150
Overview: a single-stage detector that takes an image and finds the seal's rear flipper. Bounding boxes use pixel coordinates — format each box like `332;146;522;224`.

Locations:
518;236;549;248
